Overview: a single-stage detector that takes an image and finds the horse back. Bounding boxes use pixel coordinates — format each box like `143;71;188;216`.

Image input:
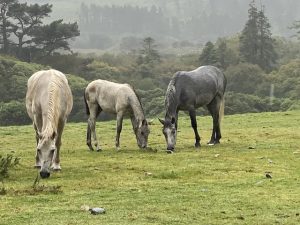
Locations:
174;66;226;109
85;80;134;114
26;69;73;120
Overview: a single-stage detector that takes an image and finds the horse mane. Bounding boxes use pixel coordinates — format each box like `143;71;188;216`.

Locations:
42;72;65;139
127;84;145;114
165;72;180;116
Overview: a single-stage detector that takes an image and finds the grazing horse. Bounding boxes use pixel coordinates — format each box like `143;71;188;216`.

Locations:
26;69;73;178
159;66;226;153
84;79;150;151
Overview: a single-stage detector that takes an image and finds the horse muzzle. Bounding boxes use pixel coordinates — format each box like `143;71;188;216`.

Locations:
40;170;50;179
167;146;175;151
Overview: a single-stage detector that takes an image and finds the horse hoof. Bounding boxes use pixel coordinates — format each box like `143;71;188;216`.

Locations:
195;143;201;148
207;141;220;146
166;150;174;154
96;148;102;152
51;164;61;171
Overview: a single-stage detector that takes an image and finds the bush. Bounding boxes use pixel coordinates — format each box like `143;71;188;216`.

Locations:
0;154;20;194
0;101;31;126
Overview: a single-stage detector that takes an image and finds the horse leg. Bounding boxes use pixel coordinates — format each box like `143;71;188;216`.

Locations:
52;120;64;171
86;121;92;150
115;112;124;150
189;110;201;148
207;96;222;145
33;115;42;168
86;102;102;151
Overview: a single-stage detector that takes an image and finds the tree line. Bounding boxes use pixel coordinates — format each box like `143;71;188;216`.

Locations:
0;0;79;62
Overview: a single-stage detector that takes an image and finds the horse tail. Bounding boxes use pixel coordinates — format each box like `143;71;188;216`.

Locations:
84;89;90;116
219;95;225;125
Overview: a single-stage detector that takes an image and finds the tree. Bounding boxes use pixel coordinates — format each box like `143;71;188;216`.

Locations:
239;1;277;71
32;19;80;56
239;0;259;65
138;37;160;64
199;41;217;66
0;0;17;54
8;3;52;58
290;20;300;39
257;7;277;71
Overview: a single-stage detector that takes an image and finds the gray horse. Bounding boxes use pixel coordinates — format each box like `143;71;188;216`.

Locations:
159;66;226;153
84;79;150;151
26;69;73;178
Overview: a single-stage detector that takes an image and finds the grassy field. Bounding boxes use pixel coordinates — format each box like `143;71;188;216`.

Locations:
0;111;299;225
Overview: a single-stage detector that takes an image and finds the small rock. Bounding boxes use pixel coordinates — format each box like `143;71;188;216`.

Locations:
214;154;220;158
89;207;106;215
145;172;152;176
80;205;90;211
237;215;245;220
265;173;272;179
248;146;255;149
268;159;273;164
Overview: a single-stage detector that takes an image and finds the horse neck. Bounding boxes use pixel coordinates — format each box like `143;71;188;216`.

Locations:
165;85;178;119
129;95;145;131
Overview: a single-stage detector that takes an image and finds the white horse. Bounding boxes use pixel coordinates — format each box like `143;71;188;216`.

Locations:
26;69;73;178
84;79;150;151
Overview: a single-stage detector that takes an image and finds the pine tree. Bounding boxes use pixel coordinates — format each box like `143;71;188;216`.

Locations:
199;41;218;66
138;37;160;64
257;7;277;72
239;0;277;71
239;0;259;65
0;0;17;54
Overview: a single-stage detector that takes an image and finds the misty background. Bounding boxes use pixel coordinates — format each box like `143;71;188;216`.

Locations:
21;0;300;52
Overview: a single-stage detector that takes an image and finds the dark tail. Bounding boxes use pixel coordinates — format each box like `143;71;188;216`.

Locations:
84;89;90;116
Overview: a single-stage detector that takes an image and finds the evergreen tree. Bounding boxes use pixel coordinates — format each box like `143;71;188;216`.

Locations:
239;0;277;71
239;0;259;65
216;40;227;69
257;7;277;71
0;0;17;54
199;41;218;66
138;37;160;64
32;19;80;56
8;3;52;58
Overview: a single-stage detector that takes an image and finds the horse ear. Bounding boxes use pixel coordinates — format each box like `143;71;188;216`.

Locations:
158;118;165;125
171;117;176;124
51;131;56;140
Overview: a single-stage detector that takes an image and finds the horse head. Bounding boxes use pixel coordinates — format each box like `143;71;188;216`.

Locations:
135;119;150;149
36;131;57;179
159;117;177;152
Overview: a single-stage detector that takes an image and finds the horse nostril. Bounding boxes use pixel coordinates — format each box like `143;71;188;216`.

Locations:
40;171;50;179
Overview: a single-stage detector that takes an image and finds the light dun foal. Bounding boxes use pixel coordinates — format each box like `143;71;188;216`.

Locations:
26;69;73;178
84;79;150;151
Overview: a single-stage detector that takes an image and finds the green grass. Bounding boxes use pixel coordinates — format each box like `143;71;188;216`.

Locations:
0;111;299;225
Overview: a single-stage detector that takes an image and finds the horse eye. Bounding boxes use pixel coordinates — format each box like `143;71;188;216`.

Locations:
37;149;41;153
50;149;55;154
141;132;144;135
172;130;176;134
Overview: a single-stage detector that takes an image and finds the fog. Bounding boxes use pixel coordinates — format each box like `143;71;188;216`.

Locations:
21;0;300;51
